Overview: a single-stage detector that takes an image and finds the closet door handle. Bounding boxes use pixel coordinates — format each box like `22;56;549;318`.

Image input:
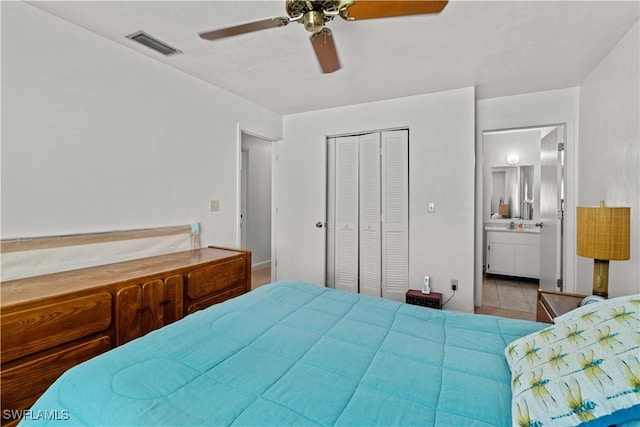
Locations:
315;221;324;228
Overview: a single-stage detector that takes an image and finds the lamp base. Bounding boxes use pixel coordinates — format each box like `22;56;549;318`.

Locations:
592;259;609;298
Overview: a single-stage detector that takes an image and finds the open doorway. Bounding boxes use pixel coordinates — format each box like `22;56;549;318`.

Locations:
480;124;566;311
240;132;273;289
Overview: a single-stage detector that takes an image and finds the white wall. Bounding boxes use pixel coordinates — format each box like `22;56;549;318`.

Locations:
475;88;580;304
278;88;476;312
1;3;282;248
577;21;640;297
241;134;272;266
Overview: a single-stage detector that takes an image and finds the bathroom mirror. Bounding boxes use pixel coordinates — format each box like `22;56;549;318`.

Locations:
491;165;534;219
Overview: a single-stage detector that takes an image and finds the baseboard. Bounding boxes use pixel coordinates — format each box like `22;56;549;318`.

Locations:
252;260;271;270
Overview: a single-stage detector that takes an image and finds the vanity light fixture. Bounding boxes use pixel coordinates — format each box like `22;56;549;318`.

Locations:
505;153;520;165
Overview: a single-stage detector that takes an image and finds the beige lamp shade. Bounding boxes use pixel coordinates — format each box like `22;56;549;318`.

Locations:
577;204;630;261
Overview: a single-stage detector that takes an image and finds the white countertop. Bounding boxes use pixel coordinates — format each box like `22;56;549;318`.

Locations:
484;226;540;234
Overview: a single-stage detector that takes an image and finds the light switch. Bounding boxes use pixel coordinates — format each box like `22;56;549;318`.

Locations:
427;202;435;213
210;200;220;212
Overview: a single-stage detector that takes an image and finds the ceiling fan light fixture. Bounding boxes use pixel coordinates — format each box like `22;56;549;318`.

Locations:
286;0;341;20
304;11;327;32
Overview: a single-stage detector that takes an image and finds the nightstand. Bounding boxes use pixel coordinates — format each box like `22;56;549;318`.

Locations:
536;290;587;323
406;290;442;309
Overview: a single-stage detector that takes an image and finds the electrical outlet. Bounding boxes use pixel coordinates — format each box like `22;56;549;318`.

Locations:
451;279;458;291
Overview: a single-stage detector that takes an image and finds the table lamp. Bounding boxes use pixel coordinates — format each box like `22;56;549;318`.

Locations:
577;201;630;298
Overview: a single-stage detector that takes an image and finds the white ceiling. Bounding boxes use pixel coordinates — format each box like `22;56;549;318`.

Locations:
28;1;639;115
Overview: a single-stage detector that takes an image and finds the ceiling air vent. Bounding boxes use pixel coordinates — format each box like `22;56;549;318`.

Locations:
125;31;182;56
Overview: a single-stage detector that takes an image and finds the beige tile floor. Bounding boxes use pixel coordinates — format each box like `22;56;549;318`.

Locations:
481;274;539;313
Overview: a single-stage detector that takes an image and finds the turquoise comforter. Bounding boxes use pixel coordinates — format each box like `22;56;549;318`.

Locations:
21;281;544;426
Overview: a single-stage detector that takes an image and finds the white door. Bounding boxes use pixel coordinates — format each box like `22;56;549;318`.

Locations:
539;126;565;292
381;130;409;300
334;136;359;293
359;133;382;297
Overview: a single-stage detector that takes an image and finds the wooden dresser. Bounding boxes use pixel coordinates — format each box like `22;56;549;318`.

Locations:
0;246;251;425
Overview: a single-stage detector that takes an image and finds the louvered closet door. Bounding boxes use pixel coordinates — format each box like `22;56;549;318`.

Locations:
334;136;359;293
381;130;409;300
358;133;382;297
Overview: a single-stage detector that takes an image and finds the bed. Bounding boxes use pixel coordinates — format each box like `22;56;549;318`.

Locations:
21;282;640;426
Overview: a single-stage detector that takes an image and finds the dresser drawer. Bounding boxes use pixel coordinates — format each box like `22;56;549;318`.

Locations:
1;293;112;363
186;285;246;314
1;336;112;421
186;258;246;299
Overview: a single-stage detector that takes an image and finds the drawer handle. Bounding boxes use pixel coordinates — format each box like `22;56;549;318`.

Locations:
137;305;158;327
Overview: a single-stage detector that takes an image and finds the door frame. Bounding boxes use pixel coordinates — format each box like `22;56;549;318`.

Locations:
474;118;577;307
240;149;248;249
236;124;280;283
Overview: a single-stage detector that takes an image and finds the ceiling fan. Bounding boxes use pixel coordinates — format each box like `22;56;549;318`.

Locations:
199;0;448;73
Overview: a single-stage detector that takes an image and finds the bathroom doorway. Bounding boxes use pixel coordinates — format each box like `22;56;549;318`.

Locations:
481;124;566;304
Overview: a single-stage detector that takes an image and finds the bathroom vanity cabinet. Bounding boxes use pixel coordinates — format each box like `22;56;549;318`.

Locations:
486;229;540;279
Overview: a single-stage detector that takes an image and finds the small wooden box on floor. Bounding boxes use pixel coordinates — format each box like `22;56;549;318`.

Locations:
536;290;586;323
0;246;250;426
406;290;443;309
